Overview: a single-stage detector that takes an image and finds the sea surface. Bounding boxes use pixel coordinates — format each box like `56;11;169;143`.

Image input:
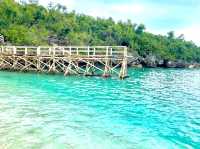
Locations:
0;69;199;149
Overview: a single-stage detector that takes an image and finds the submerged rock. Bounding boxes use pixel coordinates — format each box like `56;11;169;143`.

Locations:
164;60;177;68
125;51;200;69
131;64;143;68
189;64;195;69
164;60;188;68
157;59;165;67
141;55;157;68
188;63;200;68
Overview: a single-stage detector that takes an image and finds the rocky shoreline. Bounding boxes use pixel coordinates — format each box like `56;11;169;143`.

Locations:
128;55;200;68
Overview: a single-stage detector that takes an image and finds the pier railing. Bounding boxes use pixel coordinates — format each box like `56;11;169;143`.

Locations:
0;46;128;79
0;46;127;57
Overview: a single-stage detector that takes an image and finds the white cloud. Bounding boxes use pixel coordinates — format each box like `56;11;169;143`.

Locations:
149;25;200;46
177;25;200;46
110;4;145;14
69;1;170;27
39;0;75;8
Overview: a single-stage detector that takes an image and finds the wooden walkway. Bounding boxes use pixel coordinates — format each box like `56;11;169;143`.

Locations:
0;46;128;79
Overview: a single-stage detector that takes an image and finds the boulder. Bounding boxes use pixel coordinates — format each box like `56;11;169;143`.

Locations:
164;60;188;68
188;64;195;69
188;63;200;68
127;56;141;66
156;59;165;67
48;35;68;46
142;55;157;68
131;64;143;68
176;61;188;68
165;60;177;68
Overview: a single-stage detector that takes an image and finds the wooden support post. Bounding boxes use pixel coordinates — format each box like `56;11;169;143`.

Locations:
52;47;56;72
103;58;111;78
90;61;95;75
75;61;80;74
36;47;41;71
64;60;72;76
37;57;41;71
53;47;56;56
84;60;95;76
103;46;111;78
119;47;128;79
24;47;28;68
84;62;90;76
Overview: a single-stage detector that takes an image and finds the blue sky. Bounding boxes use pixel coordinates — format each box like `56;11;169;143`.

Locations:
36;0;200;45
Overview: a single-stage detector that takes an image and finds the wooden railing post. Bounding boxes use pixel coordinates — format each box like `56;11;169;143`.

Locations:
53;47;55;56
13;46;16;55
119;47;128;79
110;48;113;56
25;47;28;55
124;46;127;57
37;46;41;56
88;46;90;57
69;46;72;56
76;48;79;55
48;47;50;55
62;47;65;55
106;46;109;57
103;46;110;77
36;46;41;71
93;48;96;56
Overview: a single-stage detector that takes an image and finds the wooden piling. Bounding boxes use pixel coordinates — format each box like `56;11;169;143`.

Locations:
119;47;128;79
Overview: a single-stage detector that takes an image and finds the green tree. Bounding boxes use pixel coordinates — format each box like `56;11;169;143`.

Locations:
0;0;199;63
135;24;146;34
167;31;175;39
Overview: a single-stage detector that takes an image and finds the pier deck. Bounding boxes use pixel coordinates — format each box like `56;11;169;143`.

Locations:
0;46;128;79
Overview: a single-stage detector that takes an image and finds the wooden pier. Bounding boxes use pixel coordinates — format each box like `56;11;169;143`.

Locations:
0;46;128;79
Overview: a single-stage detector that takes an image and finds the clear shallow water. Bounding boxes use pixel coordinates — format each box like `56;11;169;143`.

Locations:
0;69;200;149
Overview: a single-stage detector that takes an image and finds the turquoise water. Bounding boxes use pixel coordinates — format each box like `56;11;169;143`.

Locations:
0;69;200;149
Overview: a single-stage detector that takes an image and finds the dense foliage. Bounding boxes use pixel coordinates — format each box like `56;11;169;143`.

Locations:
0;0;200;62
